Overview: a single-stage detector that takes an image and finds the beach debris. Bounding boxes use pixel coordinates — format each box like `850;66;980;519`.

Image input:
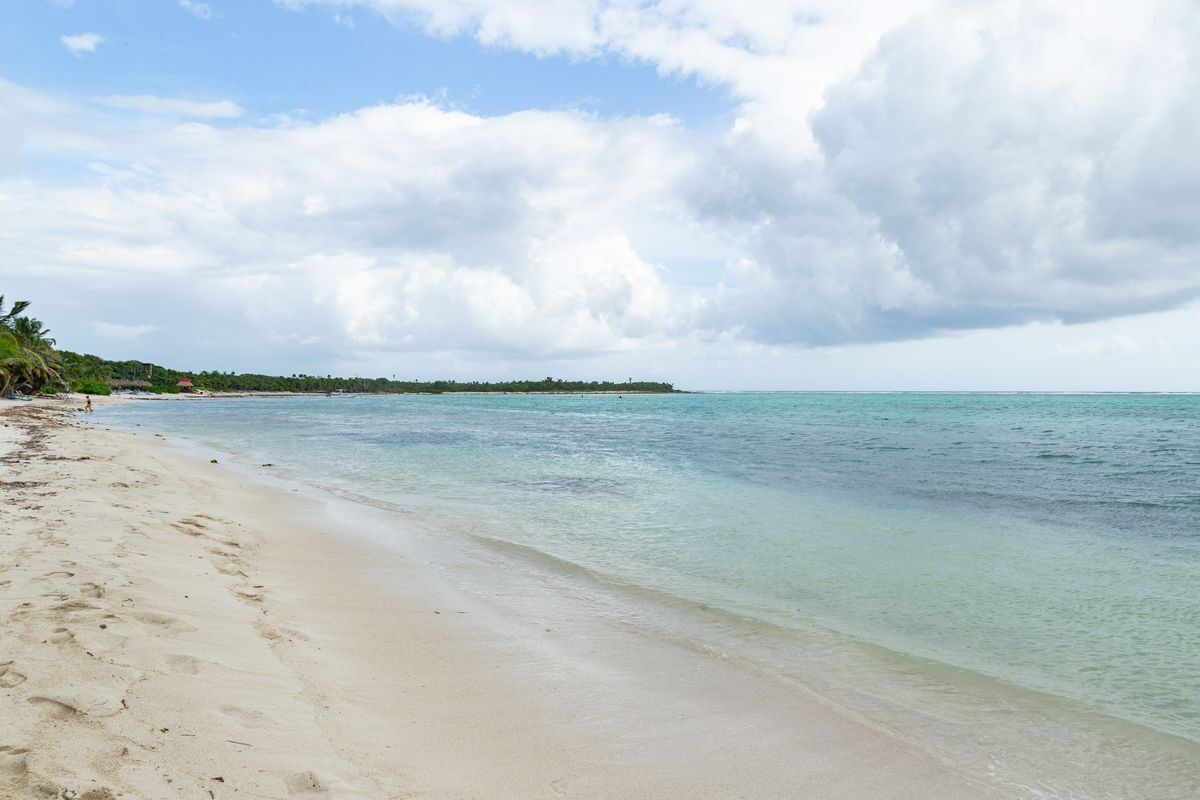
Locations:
210;459;218;464
261;463;274;467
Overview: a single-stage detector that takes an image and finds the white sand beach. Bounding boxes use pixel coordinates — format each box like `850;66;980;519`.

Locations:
0;396;1014;799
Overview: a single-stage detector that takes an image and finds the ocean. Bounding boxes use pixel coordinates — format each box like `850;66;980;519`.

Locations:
100;392;1200;797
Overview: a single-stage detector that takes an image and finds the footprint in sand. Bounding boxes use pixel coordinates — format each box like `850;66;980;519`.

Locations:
48;627;75;644
172;523;206;538
80;789;119;800
51;601;97;616
215;562;248;578
254;620;282;641
165;655;200;675
29;687;126;718
129;611;197;634
130;610;172;626
79;582;105;599
27;696;81;717
220;705;272;729
0;662;27;688
0;746;30;779
39;571;75;580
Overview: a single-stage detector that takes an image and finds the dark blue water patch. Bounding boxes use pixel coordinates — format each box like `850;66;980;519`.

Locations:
670;394;1200;541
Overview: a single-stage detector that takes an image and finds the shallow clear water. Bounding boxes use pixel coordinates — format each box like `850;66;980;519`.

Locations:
102;393;1200;753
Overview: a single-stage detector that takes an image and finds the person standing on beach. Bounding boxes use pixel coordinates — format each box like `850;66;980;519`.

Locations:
84;395;93;414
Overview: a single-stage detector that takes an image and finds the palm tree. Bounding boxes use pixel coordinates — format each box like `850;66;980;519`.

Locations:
0;296;25;395
13;316;62;392
0;327;22;397
0;299;63;397
0;295;31;326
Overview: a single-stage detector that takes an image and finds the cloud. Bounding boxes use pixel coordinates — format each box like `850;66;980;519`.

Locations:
265;233;674;354
179;0;214;19
798;1;1200;337
1054;335;1146;357
91;322;158;340
10;0;1200;373
95;95;243;119
61;32;103;54
268;0;1200;348
1;96;696;357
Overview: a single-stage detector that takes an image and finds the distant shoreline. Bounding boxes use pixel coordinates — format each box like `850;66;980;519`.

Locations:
97;389;685;400
60;349;680;396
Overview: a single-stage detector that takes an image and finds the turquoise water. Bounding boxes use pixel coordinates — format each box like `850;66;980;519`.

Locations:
102;393;1200;761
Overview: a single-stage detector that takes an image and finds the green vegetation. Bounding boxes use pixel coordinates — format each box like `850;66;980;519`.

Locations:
3;292;677;396
71;378;112;396
1;296;63;397
59;351;677;394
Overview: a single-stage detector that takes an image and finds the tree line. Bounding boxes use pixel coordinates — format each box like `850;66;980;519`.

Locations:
61;351;677;394
3;295;677;396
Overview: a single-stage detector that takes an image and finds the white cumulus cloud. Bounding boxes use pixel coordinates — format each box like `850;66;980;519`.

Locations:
61;32;103;54
273;0;1200;348
95;95;243;119
179;0;214;19
1;96;698;358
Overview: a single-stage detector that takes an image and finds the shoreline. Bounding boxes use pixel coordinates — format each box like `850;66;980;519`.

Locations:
0;396;1165;798
75;389;682;401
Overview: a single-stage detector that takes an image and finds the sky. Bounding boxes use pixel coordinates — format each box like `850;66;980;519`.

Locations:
2;0;1199;391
